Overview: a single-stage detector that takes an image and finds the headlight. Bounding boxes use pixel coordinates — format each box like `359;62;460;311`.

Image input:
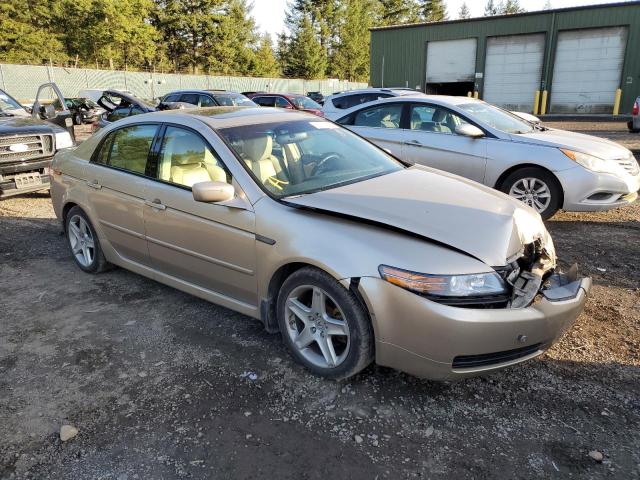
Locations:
379;265;507;298
55;131;74;149
560;148;627;177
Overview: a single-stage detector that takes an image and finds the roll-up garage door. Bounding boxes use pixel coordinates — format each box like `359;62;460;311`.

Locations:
426;39;477;83
483;33;545;112
550;27;627;114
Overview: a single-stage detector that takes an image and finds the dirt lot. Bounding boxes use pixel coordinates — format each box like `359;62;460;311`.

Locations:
1;135;639;479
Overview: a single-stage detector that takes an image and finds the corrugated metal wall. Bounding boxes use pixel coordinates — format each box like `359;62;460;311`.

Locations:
370;1;640;114
0;64;367;102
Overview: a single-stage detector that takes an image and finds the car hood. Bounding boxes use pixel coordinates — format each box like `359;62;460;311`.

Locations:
286;166;552;267
512;128;631;160
0;115;65;134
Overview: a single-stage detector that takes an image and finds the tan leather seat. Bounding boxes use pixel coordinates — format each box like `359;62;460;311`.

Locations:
242;136;278;183
161;134;227;187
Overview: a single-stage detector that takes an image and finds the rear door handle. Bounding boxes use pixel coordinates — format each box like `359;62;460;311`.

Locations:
145;199;166;211
86;180;102;189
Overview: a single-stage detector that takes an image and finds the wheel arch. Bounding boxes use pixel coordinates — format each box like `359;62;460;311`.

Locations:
61;201;79;230
494;163;565;207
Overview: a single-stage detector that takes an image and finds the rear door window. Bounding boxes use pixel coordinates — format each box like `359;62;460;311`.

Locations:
276;97;291;108
179;93;200;106
200;95;217;107
353;103;403;129
97;125;158;175
253;96;276;107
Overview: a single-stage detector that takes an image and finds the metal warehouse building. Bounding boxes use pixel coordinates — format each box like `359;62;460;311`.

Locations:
370;1;640;115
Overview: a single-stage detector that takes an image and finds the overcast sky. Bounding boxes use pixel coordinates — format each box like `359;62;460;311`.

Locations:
252;0;633;38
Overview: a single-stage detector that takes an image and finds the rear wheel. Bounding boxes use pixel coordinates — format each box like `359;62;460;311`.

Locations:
277;267;374;379
65;206;110;273
629;120;640;133
500;167;562;220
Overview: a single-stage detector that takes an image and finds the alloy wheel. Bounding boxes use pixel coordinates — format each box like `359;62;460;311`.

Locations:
68;214;95;267
284;285;350;369
509;177;551;213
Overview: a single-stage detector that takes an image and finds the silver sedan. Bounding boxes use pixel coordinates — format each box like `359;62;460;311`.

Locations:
332;96;640;219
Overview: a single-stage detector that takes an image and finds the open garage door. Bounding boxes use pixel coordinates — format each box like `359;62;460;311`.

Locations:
425;38;477;96
483;33;545;112
550;27;627;114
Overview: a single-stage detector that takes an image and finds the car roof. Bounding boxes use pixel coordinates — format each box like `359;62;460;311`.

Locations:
343;94;481;108
126;106;318;129
329;88;423;98
166;89;233;95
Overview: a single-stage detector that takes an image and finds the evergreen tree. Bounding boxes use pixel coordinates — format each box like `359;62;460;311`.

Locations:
458;2;471;19
253;34;280;77
484;0;499;16
377;0;421;26
421;0;447;22
287;15;327;78
501;0;525;14
332;0;375;82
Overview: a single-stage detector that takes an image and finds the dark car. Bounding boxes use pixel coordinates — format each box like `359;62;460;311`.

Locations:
95;90;158;129
246;93;324;116
306;91;325;105
55;97;104;125
0;85;74;198
629;96;639;133
158;90;256;109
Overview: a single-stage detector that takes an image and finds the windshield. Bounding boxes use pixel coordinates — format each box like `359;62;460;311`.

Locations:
212;93;256;107
291;96;321;110
458;102;534;134
0;90;25;112
218;120;403;198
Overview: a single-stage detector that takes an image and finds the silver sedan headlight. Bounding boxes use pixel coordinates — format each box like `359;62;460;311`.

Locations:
560;148;627;177
379;265;507;298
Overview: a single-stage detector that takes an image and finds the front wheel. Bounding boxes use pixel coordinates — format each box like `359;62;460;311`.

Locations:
277;267;374;379
500;167;562;220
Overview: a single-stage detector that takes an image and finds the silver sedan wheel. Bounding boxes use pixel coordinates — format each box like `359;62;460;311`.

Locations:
509;177;551;213
68;214;95;267
284;285;350;369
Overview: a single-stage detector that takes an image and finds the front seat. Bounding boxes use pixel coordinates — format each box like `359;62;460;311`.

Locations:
168;136;214;187
242;135;279;184
410;110;422;130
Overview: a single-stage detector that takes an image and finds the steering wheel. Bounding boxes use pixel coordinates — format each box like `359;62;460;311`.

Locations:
310;152;343;177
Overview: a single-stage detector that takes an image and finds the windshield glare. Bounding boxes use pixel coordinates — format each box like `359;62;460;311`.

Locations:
213;94;256;107
219;120;403;198
291;96;321;109
459;102;534;134
0;90;24;111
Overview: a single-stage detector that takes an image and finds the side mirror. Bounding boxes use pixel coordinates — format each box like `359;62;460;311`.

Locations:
192;181;235;203
455;123;484;138
41;104;56;119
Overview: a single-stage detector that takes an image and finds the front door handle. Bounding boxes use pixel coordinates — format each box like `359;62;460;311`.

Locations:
145;198;166;211
404;139;423;146
86;180;102;189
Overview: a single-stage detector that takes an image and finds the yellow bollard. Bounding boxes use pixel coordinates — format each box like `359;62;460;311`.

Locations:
473;91;479;99
533;90;541;115
613;88;622;116
467;91;472;97
540;90;548;115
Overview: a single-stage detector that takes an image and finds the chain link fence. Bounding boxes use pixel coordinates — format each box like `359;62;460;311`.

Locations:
0;63;368;102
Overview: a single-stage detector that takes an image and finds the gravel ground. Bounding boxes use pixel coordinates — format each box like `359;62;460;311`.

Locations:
0;136;639;479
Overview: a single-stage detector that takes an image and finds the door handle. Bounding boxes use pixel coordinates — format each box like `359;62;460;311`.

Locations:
86;180;102;189
145;198;166;211
404;139;423;146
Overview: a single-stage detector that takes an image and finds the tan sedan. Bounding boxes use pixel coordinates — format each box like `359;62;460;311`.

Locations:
50;108;591;380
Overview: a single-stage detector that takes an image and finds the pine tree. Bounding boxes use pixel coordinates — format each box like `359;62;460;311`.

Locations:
287;15;327;79
501;0;525;14
458;2;471;19
377;0;421;26
422;0;448;22
253;34;280;77
484;0;499;16
332;0;375;82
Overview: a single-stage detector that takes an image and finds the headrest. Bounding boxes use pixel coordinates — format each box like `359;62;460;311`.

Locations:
170;135;206;165
433;109;447;123
243;135;272;161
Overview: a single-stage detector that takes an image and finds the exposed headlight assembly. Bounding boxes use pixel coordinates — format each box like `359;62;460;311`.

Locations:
55;131;74;150
560;148;627;177
379;265;507;300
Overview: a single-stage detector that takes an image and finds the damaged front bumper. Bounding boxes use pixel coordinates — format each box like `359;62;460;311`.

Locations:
357;270;591;380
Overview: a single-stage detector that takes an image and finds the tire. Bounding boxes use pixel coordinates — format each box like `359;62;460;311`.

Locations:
500;167;562;220
73;113;83;125
629;121;640;133
276;267;374;380
65;206;111;273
